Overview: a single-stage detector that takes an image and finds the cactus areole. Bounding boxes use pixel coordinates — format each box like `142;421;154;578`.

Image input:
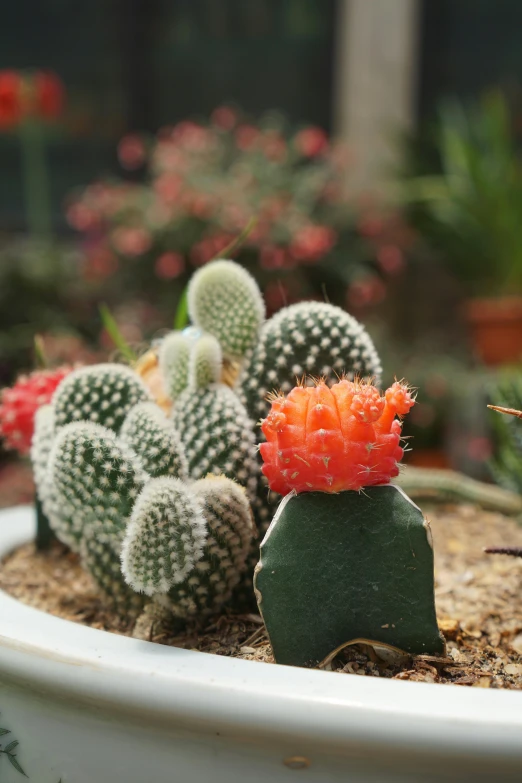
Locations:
255;379;445;667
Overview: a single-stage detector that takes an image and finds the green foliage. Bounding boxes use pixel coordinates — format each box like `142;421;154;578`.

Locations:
402;92;522;293
99;303;137;362
0;719;27;777
489;376;522;494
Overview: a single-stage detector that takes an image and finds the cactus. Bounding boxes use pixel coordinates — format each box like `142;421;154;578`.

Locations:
120;402;188;480
32;361;254;619
255;486;445;667
179;261;384;536
238;301;383;422
53;363;152;431
159;331;192;402
188;260;265;362
169;334;259;503
122;475;253;616
121;477;208;595
254;377;444;667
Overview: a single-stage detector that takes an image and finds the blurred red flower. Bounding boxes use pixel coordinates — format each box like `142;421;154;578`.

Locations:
155;251;185;279
0;69;64;129
294;126;328;157
290;225;337;263
118;134;147;170
0;70;22;129
35;71;64;119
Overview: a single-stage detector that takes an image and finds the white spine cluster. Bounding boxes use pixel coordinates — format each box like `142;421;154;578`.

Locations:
188;334;222;390
159;332;192;401
172;384;258;505
52;363;152;432
121;477;207;596
162;476;253;616
49;421;146;552
188;259;265;361
31;404;67;541
120;402;188;480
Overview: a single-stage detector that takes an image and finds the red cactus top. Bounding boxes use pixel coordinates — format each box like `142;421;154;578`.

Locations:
0;367;71;455
260;379;415;495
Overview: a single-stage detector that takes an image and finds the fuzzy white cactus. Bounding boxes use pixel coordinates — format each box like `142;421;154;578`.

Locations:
120;402;188;480
121;477;208;596
159;332;192;401
188;259;265;361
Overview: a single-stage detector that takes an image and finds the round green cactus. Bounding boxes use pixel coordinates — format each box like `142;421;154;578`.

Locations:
52;363;152;432
239;301;383;421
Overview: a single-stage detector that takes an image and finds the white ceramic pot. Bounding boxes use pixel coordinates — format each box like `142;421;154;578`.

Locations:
1;506;522;783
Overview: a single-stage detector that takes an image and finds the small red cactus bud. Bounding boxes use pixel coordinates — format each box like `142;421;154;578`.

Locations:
0;367;71;455
260;378;415;495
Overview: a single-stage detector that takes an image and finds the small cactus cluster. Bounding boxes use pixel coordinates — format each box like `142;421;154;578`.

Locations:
31;362;254;618
169;260;383;533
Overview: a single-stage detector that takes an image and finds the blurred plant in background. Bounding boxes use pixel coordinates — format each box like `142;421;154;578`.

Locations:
489;374;522;494
67;106;412;322
401;92;522;296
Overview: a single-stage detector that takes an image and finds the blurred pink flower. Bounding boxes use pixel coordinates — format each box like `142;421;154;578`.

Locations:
112;226;152;257
347;276;386;308
211;105;237;130
235;124;260;151
377;245;405;275
260;245;287;270
155;252;185;279
84;248;119;279
467;437;492;462
66;202;99;231
294;126;328;157
154;173;183;205
290;225;337;263
118;134;147;170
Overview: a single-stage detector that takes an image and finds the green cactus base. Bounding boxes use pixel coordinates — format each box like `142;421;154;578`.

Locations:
254;485;445;667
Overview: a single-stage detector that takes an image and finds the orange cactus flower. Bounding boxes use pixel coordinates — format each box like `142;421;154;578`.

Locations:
260;378;415;495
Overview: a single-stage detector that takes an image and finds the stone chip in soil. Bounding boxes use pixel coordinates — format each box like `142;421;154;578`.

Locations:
1;502;522;688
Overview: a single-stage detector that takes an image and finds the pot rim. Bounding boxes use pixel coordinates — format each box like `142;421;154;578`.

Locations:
1;505;522;761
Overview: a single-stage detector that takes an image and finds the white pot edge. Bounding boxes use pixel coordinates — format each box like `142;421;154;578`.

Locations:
1;505;522;763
